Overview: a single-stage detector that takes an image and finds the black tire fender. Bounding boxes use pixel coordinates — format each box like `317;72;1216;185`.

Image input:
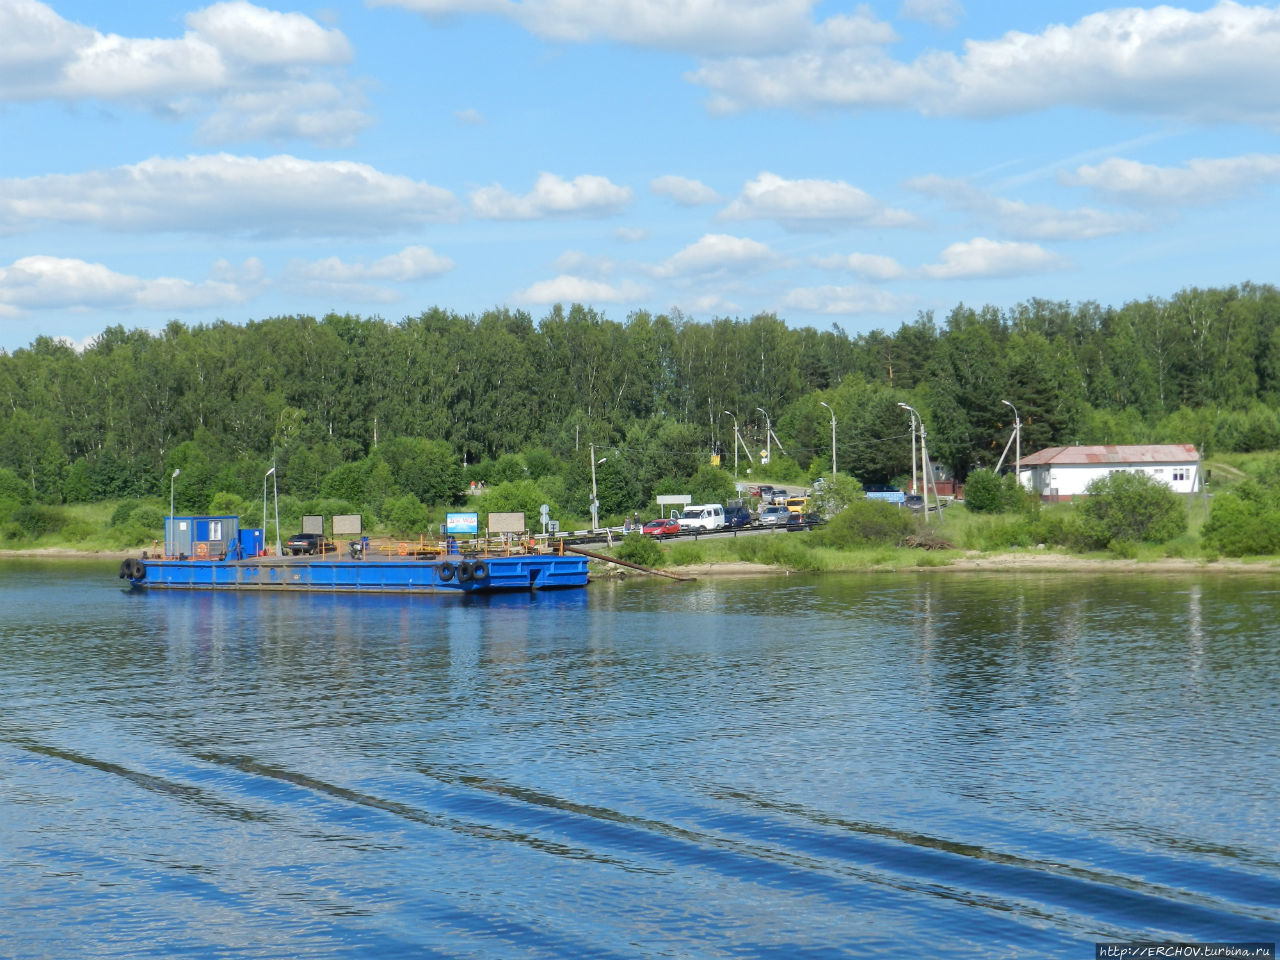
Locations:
471;561;488;580
438;561;456;582
457;560;474;582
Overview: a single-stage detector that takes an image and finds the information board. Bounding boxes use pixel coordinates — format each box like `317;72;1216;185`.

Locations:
487;512;526;534
445;512;479;535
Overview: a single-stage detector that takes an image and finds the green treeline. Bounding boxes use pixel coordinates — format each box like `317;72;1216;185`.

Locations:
4;283;1280;520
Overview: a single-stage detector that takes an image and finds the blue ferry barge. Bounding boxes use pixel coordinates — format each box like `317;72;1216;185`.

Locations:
117;515;589;595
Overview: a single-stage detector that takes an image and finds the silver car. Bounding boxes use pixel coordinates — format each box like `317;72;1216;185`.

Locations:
758;505;794;525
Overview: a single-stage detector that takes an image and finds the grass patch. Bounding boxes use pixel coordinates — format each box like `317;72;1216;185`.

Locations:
666;542;707;566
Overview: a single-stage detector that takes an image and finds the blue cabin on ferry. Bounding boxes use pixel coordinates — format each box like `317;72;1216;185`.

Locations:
164;515;240;559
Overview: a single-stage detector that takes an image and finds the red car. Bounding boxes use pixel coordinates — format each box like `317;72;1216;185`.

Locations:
642;517;680;537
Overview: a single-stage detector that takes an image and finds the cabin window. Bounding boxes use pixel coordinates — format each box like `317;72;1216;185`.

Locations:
209;520;223;541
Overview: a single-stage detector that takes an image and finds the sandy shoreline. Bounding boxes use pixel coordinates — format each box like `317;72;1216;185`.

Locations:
4;547;1278;577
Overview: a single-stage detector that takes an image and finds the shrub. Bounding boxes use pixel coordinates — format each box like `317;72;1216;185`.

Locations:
130;505;165;529
382;493;431;535
615;532;664;567
963;469;1024;513
0;467;32;505
810;475;864;517
11;504;66;538
809;499;914;549
729;534;817;570
208;491;249;517
110;500;141;526
109;521;155;549
1077;471;1187;547
1201;488;1280;556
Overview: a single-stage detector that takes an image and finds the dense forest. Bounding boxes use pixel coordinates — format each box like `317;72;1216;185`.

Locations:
3;282;1280;521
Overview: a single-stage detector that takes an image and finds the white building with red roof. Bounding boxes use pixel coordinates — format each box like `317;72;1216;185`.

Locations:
1018;444;1200;500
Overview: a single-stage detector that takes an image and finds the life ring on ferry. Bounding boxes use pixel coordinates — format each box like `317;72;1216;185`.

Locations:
438;561;456;582
195;541;209;559
457;560;474;582
398;542;409;556
471;561;488;580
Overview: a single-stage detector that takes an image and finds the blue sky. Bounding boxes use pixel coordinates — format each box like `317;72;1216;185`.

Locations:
3;0;1279;352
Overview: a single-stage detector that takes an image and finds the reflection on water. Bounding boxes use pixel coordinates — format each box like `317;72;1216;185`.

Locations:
2;560;1278;959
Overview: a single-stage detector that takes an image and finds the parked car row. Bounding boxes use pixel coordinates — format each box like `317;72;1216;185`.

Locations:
637;503;822;536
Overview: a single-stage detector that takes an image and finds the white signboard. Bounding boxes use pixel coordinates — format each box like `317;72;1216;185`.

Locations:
488;512;526;534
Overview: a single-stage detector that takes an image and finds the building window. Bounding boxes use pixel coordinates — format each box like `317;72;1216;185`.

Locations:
209;520;223;541
1172;469;1187;482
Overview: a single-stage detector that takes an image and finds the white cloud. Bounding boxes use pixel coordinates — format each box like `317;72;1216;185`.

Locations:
197;82;370;145
553;250;616;276
0;0;367;144
284;246;453;302
810;252;905;281
780;284;910;315
906;175;1144;240
650;175;721;206
653;233;780;278
0;154;461;237
1064;154;1280;205
898;0;962;30
720;172;915;230
185;1;352;66
614;226;649;242
455;107;485;125
471;172;633;219
289;246;454;283
678;293;740;314
370;0;887;56
691;2;1280;128
0;255;259;311
513;274;648;304
920;237;1070;279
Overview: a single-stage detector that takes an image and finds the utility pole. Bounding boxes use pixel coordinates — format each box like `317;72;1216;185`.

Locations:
898;403;918;496
1001;399;1022;486
819;401;836;476
724;410;754;480
899;403;931;522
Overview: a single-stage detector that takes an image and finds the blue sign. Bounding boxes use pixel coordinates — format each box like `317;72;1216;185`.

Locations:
866;489;905;504
445;512;479;535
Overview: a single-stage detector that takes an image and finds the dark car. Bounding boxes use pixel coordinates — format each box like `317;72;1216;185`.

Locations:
787;511;825;531
724;505;753;528
642;517;680;537
904;494;925;511
286;532;335;556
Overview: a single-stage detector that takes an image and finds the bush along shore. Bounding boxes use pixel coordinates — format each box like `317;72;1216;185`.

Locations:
8;457;1280;572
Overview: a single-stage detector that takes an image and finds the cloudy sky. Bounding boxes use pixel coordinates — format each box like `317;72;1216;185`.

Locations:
2;0;1279;351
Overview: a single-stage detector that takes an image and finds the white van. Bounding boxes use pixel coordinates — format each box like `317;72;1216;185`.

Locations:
677;503;725;531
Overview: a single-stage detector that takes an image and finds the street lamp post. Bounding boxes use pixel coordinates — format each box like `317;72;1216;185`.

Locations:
168;468;180;556
756;407;772;465
267;462;281;556
1001;399;1022;486
264;465;275;557
819;401;837;477
589;444;607;531
898;403;932;523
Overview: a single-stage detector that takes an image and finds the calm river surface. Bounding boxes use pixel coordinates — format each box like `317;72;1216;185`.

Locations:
2;560;1278;958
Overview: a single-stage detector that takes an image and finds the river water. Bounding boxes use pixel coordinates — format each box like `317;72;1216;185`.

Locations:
2;559;1278;958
